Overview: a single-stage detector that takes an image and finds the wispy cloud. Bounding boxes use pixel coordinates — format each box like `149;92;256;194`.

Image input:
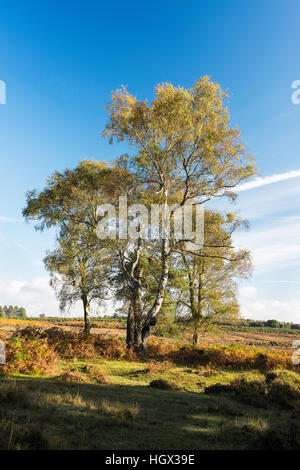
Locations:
0;277;107;317
236;169;300;192
0;216;21;223
239;297;300;322
255;280;300;284
238;286;300;322
0;277;59;315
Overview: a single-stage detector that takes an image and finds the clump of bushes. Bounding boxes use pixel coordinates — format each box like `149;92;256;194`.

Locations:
100;399;139;424
149;379;180;391
0;336;59;375
0;417;49;450
13;326;129;360
58;369;88;383
146;338;178;356
205;371;300;409
167;344;297;371
251;411;300;450
86;365;111;384
146;360;174;374
204;346;295;370
152;322;181;339
0;380;34;408
269;369;300;387
3;325;299;376
167;346;209;366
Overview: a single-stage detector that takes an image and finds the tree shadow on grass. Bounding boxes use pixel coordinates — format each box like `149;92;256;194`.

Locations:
0;374;248;450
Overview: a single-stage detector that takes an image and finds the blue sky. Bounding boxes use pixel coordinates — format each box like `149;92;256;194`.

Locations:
0;0;300;320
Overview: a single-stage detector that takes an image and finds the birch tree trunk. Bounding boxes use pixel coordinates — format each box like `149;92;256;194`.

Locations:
140;237;170;351
82;294;91;334
126;303;135;348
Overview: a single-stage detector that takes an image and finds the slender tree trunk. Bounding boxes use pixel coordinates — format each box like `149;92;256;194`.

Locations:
134;326;142;350
132;282;143;352
193;261;203;347
140;237;170;351
82;294;91;334
125;281;144;350
192;324;199;346
124;237;146;351
126;303;135;348
184;257;199;347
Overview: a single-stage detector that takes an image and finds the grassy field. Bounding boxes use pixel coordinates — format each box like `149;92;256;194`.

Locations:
0;318;300;450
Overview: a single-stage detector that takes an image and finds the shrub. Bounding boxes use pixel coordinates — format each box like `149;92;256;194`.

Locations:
270;369;300;387
149;379;180;391
167;345;209;366
152;322;181;339
0;336;58;375
86;365;111;384
0;418;49;450
13;326;129;360
0;381;34;408
167;344;297;371
15;327;97;358
205;373;300;410
100;400;139;424
58;369;88;383
265;319;281;328
204;383;233;395
265;372;278;383
251;411;300;450
267;378;300;409
146;338;178;356
146;360;173;374
7;326;299;374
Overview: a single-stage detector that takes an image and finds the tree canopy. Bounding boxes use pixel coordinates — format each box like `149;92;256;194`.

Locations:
23;77;257;350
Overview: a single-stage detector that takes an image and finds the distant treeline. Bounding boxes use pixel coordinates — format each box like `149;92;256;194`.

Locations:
26;315;300;331
26;313;126;323
219;318;300;333
0;305;27;319
4;311;299;334
246;319;300;329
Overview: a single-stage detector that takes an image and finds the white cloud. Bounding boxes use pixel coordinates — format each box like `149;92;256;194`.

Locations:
0;232;27;251
240;297;300;323
239;283;300;322
0;277;111;317
0;277;59;316
239;286;257;299
234;216;300;274
236;168;300;192
0;216;21;223
255;280;300;284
